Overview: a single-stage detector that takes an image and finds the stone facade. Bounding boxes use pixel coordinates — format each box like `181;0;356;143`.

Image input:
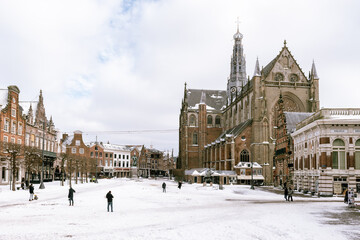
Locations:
292;109;360;196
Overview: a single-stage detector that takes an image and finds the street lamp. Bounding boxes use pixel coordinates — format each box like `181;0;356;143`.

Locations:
250;141;269;190
39;122;45;189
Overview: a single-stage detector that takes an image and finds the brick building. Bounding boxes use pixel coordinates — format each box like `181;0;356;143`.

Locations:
179;27;320;185
0;86;26;185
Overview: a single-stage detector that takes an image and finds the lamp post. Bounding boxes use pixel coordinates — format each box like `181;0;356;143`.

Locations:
250;141;269;190
39;122;45;189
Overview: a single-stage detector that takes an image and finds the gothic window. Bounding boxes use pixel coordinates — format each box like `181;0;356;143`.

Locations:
207;115;213;126
240;150;249;162
332;139;346;169
274;73;284;81
215;115;221;126
189;114;196;126
355;139;360;170
192;132;198;145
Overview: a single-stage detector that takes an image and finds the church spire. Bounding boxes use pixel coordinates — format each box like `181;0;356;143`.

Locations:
311;60;319;79
253;57;261;77
227;20;247;102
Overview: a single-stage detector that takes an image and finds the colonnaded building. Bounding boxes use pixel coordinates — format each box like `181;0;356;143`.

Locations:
178;26;320;185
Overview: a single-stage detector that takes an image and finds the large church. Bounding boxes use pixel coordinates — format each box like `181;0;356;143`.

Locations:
178;26;320;185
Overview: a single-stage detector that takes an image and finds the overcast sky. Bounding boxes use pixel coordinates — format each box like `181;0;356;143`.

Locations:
1;0;359;155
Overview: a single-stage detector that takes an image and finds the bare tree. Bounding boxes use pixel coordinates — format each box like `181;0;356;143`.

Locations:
59;152;68;186
66;154;75;188
1;141;24;191
24;146;41;184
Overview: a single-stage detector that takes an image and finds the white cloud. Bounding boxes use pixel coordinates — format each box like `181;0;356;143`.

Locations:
1;0;359;154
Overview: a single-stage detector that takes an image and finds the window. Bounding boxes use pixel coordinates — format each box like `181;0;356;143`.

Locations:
123;155;125;159
192;132;198;145
75;140;80;146
11;108;16;117
105;160;108;167
105;153;108;158
11;121;16;134
95;152;98;157
189;114;196;126
3;136;8;142
126;162;129;167
79;148;84;154
114;154;117;159
240;150;249;162
18;123;23;135
110;160;112;167
127;155;129;160
355;139;360;170
332;139;346;169
17;139;21;145
207;115;213;126
4;119;9;132
91;152;94;157
11;137;15;143
72;148;76;154
215;115;221;126
110;154;113;158
99;152;102;157
25;134;30;146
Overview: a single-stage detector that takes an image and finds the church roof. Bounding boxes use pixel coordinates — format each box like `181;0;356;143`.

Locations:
284;112;313;134
261;42;308;81
187;89;227;111
216;119;252;140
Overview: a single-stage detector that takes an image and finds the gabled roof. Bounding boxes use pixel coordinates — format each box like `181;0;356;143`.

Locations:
284;112;313;134
261;44;308;81
187;89;227;111
216;119;252;141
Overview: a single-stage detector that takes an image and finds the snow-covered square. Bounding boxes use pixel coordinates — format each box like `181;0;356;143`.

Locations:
1;179;359;240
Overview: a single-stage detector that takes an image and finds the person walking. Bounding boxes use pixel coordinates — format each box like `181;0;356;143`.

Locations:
29;184;34;201
284;186;288;201
288;187;293;202
68;187;76;206
162;182;166;193
106;191;114;212
178;181;182;189
344;188;349;204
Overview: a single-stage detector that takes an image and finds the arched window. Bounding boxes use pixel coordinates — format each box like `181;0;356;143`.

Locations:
207;115;213;126
355;139;360;170
332;139;346;169
215;115;221;126
192;132;198;145
189;114;196;126
240;150;249;162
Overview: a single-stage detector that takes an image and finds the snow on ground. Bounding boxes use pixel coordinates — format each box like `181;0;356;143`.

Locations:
0;178;359;240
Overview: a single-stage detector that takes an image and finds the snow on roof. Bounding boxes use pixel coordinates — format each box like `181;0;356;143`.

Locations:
19;101;38;116
187;89;226;112
234;162;262;169
102;143;131;152
284;112;314;134
0;89;8;110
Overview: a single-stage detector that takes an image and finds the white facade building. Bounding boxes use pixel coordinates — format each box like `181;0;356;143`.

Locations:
102;143;131;177
292;108;360;196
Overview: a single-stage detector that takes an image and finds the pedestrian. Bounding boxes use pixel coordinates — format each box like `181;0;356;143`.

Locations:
284;186;288;201
21;178;25;190
178;181;182;189
29;184;34;201
25;179;29;189
106;191;114;212
162;182;166;193
344;188;348;204
288;187;293;202
68;187;76;206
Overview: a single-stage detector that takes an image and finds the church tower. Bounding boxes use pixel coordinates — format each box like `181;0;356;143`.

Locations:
227;25;247;103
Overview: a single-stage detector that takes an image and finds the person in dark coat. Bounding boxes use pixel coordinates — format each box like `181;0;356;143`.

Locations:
29;184;34;201
178;181;182;189
284;187;288;201
344;188;349;203
288;187;293;202
68;187;76;206
106;191;114;212
162;182;166;193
